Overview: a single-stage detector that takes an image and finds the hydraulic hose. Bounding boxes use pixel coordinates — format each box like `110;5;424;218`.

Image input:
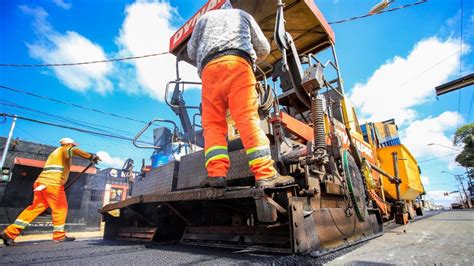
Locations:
257;83;274;115
256;66;274;116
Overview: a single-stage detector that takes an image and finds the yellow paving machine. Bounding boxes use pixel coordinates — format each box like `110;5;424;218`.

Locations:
101;0;424;255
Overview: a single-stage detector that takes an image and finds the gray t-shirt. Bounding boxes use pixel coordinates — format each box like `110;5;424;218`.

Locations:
187;8;270;76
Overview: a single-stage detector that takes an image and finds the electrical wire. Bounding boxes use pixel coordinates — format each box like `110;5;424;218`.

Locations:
456;0;464;128
15;124;49;144
398;51;461;88
418;153;458;164
0;85;148;124
0;100;140;138
0;101;154;147
0;108;149;160
328;0;428;25
0;1;427;70
13;124;134;161
0;52;170;68
0;113;153;145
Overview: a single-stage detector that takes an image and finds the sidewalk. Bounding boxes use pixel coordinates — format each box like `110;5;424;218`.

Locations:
328;210;474;265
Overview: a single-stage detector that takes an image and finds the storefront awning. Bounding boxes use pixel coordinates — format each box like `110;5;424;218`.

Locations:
13;157;97;174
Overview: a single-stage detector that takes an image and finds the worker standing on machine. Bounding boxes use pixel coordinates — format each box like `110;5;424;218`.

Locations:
1;138;100;246
187;1;294;189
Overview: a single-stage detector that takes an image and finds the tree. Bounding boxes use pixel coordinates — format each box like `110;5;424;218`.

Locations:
453;123;474;168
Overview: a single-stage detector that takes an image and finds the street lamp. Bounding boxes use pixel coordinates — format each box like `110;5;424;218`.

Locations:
369;0;393;14
427;143;462;152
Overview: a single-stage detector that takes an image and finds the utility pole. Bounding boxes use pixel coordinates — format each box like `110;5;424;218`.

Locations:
441;170;472;209
456;174;472;209
0;115;17;170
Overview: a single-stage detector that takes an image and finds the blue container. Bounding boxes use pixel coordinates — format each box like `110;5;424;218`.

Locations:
151;145;173;168
151;153;171;168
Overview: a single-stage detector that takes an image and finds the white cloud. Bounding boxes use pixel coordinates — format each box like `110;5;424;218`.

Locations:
116;0;199;101
349;37;470;125
21;6;112;94
425;190;461;207
400;111;462;160
52;0;71;10
447;161;464;171
96;151;125;169
421;175;430;186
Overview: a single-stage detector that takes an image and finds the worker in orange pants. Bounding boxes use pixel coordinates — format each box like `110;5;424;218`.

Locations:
187;1;294;189
1;138;99;246
4;183;68;241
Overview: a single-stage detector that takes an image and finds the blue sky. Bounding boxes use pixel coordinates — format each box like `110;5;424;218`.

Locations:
1;0;473;205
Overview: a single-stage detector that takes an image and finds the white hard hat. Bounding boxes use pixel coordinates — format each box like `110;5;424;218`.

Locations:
59;137;78;146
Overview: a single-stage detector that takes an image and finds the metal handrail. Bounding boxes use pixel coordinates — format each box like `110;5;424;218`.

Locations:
164;80;202;109
307;54;338;71
133;118;179;149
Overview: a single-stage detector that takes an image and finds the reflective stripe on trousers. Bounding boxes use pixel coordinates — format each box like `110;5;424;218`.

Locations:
247;146;272;166
3;182;68;240
13;219;30;229
201;55;277;180
53;224;65;232
205;146;229;168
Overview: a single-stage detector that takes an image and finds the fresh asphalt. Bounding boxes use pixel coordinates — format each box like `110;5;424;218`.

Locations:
1;210;466;265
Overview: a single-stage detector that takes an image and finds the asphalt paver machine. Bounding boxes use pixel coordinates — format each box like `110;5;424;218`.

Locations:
101;0;384;255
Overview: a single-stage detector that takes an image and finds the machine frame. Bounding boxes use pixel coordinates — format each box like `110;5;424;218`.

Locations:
100;0;423;255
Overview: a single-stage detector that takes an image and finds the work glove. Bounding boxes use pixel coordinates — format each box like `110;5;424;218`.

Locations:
90;155;101;164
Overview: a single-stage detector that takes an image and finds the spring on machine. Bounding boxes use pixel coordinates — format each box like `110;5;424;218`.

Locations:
311;95;326;153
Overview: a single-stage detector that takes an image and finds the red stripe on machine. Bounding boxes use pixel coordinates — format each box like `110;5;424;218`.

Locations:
169;0;226;52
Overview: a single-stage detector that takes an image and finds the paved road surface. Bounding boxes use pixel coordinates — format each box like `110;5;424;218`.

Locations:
1;210;472;265
329;209;473;265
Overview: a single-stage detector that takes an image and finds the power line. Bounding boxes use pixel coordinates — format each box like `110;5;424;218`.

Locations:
329;0;428;25
0;100;154;146
0;113;152;145
0;1;427;70
15;124;49;145
456;0;464;128
0;52;169;68
14;124;135;162
0;100;140;138
398;50;460;88
418;153;458;164
0;109;150;160
0;85;148;124
0;0;427;70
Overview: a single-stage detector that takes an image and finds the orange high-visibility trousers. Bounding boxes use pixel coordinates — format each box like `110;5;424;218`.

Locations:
202;55;276;180
4;182;68;240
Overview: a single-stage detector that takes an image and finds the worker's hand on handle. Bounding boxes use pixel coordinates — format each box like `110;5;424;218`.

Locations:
90;155;101;164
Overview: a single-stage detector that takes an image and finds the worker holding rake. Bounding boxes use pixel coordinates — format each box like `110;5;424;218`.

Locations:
188;1;294;189
1;137;100;246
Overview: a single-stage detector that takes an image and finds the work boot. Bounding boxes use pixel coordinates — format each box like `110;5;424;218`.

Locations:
199;177;227;188
53;236;76;243
1;232;15;246
255;174;295;189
